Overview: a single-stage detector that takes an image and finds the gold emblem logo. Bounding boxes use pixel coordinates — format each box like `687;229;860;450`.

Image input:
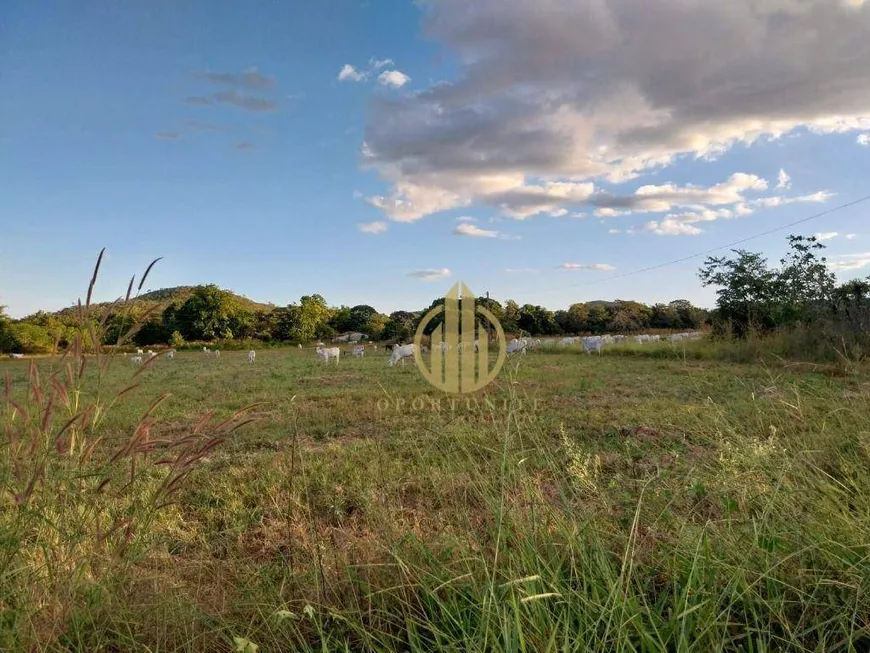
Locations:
414;282;507;394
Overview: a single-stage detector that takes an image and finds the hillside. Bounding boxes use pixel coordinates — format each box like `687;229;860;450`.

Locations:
52;285;275;318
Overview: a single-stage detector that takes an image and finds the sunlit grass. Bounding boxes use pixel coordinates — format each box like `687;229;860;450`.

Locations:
2;342;869;651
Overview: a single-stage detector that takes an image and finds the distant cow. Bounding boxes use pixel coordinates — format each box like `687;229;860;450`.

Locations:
351;345;365;357
316;346;341;364
389;343;416;367
248;350;256;363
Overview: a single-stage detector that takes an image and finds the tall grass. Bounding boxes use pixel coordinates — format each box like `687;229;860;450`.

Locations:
1;257;869;650
0;251;260;650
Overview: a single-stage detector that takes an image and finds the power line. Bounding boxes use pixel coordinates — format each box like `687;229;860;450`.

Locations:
529;193;870;296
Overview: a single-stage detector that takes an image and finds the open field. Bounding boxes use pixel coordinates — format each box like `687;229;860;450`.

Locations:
2;343;870;651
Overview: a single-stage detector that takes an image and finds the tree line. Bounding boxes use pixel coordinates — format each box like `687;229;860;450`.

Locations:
3;233;866;355
0;291;709;354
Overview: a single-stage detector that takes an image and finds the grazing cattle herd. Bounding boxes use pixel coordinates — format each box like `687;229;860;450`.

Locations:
4;331;706;365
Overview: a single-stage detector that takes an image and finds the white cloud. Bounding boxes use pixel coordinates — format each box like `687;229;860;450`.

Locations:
378;70;411;88
549;208;568;217
814;232;839;241
749;191;834;209
358;221;388;234
776;169;791;190
505;267;538;273
557;263;616;271
594;208;629;217
859;133;870;146
453;223;520;240
408;268;451;281
829;252;870;271
455;215;477;222
608;228;621;234
338;64;365;82
370;58;394;69
644;219;704;236
361;0;870;221
846;234;858;239
453;223;499;238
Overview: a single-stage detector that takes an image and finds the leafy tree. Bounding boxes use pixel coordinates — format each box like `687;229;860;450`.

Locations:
172;285;247;341
382;311;418;343
517;304;558;335
774;235;836;325
347;305;378;333
0;306;16;352
9;322;54;354
169;330;185;349
274;294;331;342
700;250;777;336
134;319;169;346
700;235;835;336
502;300;520;333
365;312;389;340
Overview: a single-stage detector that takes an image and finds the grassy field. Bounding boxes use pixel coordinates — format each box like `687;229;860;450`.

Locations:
2;342;870;651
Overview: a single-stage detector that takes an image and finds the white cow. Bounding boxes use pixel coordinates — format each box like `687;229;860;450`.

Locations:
389;343;416;367
507;338;527;355
298;343;303;349
130;355;143;365
166;350;175;359
316;346;341;363
8;353;24;359
248;350;256;363
440;341;450;354
351;345;365;358
214;350;220;359
560;337;577;346
137;348;144;355
582;336;602;355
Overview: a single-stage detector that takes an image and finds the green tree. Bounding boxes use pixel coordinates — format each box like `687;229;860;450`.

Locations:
517;304;558;335
382;311;417;343
274;294;331;342
173;285;246;341
502;300;520;333
347;305;378;333
365;312;389;340
774;235;836;325
9;322;54;354
169;330;185;349
0;306;16;352
699;249;777;336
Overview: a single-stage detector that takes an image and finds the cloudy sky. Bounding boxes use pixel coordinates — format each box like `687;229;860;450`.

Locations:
2;0;870;318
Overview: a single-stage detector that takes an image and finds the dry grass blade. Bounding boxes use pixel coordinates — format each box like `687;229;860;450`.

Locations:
141;393;170;421
3;371;10;401
137;257;163;293
16;464;44;506
115;384;140;400
193;410;216;434
86;248;106;310
40;395;56;432
124;275;135;304
212;402;270;433
54;413;83;446
131;354;160;379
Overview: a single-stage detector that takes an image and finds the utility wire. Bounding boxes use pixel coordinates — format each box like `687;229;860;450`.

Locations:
529;193;870;296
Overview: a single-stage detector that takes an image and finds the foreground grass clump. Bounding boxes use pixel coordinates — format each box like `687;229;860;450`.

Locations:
2;341;870;651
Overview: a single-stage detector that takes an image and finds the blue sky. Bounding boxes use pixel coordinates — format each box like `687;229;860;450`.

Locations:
2;0;869;319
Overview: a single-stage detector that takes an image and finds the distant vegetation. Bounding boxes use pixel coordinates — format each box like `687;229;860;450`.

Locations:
2;234;868;361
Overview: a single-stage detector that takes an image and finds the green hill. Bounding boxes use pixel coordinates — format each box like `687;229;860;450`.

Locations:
53;285;274;319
